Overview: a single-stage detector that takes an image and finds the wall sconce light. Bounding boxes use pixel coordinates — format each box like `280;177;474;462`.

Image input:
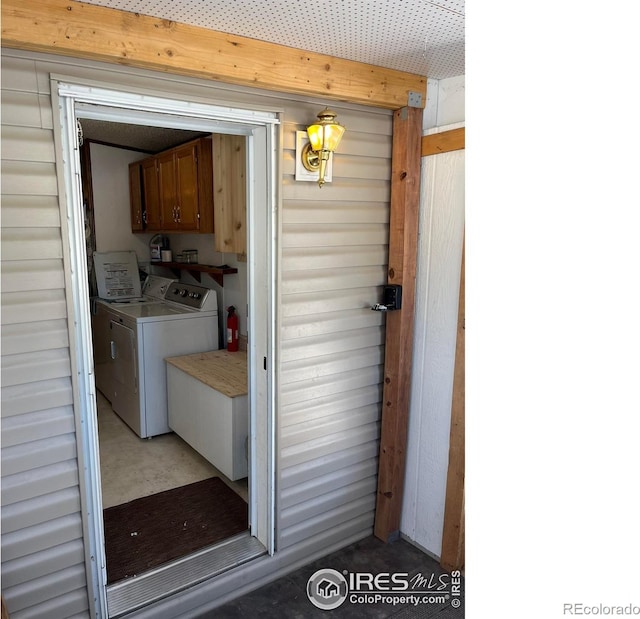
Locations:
301;108;346;187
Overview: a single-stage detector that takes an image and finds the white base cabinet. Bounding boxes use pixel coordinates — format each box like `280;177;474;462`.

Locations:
166;351;248;480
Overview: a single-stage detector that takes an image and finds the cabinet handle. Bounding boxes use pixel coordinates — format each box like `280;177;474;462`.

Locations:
177;206;181;223
142;210;147;224
110;341;116;359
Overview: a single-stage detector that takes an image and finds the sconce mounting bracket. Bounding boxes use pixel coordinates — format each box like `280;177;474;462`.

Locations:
301;141;320;172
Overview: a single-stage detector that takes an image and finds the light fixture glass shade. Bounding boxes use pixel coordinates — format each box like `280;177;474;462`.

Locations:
304;108;346;187
306;108;345;153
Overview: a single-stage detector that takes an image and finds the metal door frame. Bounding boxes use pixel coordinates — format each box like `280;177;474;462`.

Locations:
51;77;279;617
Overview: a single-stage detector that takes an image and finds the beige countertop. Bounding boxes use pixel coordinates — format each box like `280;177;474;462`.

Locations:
165;350;247;398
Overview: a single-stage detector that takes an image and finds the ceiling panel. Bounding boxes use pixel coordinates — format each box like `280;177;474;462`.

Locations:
79;119;207;153
80;0;465;79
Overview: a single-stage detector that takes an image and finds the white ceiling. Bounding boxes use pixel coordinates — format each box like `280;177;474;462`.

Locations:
80;0;465;79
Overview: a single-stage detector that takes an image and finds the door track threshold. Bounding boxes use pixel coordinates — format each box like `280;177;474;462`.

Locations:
107;531;265;617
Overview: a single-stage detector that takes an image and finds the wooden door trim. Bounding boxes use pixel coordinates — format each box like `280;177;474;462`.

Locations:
440;242;465;570
421;127;465;157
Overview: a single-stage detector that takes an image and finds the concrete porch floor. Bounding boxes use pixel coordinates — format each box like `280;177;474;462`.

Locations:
203;536;464;618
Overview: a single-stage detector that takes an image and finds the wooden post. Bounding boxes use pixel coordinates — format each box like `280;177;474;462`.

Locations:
440;244;465;570
374;106;422;542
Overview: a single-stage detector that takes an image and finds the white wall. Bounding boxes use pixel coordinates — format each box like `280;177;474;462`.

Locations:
401;75;465;558
423;75;465;130
91;143;149;261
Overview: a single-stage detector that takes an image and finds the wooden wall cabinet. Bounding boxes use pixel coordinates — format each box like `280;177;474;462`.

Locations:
213;134;247;255
130;136;213;234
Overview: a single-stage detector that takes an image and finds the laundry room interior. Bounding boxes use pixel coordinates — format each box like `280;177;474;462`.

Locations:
80;118;251;584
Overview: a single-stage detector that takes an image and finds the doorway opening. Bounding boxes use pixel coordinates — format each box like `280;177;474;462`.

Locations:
53;80;277;617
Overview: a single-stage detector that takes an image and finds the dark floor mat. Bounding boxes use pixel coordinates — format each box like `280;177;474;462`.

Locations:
103;476;248;583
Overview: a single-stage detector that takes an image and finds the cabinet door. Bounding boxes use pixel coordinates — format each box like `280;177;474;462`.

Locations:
157;150;180;230
129;161;144;231
141;158;161;230
174;143;200;230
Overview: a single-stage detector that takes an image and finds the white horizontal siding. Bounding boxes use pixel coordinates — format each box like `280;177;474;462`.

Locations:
282;201;389;224
1;48;394;616
1;260;66;293
280;477;378;529
282;245;387;270
1;460;79;506
281;288;383;317
1;513;84;561
1;228;63;260
0;407;75;448
279;496;377;548
280;327;385;362
282;177;390;202
1;290;68;325
280;365;383;407
1;195;62;228
281;403;380;447
281;308;384;340
1;488;82;534
282;223;388;247
1;434;77;477
8;588;89;619
280;441;378;493
276;97;390;553
1;349;72;386
2;539;85;588
1;64;79;619
1;378;74;419
281;423;380;469
281;346;383;384
3;565;88;618
1;126;56;162
281;266;387;295
280;458;378;508
1;320;70;356
281;150;390;180
0;90;44;128
281;384;382;427
1;161;58;195
0;56;39;92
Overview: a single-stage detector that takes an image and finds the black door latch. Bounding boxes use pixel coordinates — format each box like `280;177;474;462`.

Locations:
371;285;402;312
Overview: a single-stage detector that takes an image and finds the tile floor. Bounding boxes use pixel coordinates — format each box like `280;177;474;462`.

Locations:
96;391;248;508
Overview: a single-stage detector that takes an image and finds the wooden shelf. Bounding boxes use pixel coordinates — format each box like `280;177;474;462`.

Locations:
158;261;238;286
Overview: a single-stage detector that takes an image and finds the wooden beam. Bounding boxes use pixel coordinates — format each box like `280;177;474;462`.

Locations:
374;106;422;542
1;0;426;110
421;127;465;157
440;243;465;571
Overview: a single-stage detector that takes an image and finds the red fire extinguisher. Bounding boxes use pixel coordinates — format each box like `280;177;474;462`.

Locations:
226;306;239;352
